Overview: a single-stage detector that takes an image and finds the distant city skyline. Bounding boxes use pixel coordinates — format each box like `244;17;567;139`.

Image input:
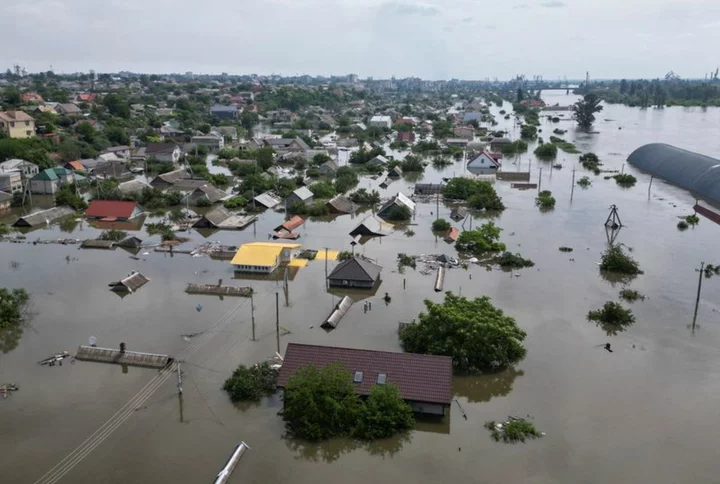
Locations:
2;0;719;81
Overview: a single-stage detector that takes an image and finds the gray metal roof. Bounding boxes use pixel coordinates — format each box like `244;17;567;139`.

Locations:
191;184;230;203
290;186;313;201
197;206;232;226
328;257;382;283
322;295;353;329
326;195;356;213
254;191;282;208
628;143;720;203
349;215;393;237
13;206;75;227
118;179;151;195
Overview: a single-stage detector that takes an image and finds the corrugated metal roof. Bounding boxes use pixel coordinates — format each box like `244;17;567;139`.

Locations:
349;215;393;237
326;195;356;213
628;143;720;203
290;186;313;201
190;184;229;203
111;272;150;292
230;242;301;267
377;192;416;218
13;206;75;227
253;191;282;208
277;343;453;405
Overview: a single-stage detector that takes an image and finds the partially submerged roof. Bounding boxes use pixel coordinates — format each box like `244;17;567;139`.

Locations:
322;296;353;329
326;195;356;213
628;143;720;203
230;242;301;267
377;192;416;217
277;343;453;405
349;215;393;237
290;186;313;202
152;168;190;185
253;191;282;208
118;179;151;195
86;200;139;219
190;184;230;203
110;271;150;293
328;257;382;283
13;206;75;227
276;215;304;232
195;205;232;227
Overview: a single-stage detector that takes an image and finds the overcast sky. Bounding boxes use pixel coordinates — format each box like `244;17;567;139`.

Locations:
1;0;719;80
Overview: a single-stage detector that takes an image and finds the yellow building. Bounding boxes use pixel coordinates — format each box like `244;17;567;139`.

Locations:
0;111;35;139
230;242;301;273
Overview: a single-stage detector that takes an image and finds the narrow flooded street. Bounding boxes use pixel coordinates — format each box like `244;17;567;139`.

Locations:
2;94;720;483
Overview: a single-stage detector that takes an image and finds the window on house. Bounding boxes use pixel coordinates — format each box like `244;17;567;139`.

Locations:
377;373;387;384
26;131;32;136
353;371;363;383
25;121;29;126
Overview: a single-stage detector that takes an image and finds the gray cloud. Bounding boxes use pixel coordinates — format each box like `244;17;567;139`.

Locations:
540;1;566;7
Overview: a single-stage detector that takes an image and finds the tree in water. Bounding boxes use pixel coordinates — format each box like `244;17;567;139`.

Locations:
572;93;604;129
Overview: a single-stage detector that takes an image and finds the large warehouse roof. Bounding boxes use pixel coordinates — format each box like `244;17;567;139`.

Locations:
627;143;720;203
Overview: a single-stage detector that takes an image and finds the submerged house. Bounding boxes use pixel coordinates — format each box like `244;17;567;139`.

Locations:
85;200;142;221
326;195;356;214
184;184;230;206
109;271;150;293
467;151;500;172
253;191;283;209
285;186;314;206
277;343;453;416
377;193;416;219
13;206;75;228
230;242;301;273
192;205;256;230
327;257;382;289
349;215;394;237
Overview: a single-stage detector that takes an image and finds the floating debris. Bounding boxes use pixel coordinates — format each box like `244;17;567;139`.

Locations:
1;383;19;399
558;246;574;252
181;331;205;342
38;351;71;366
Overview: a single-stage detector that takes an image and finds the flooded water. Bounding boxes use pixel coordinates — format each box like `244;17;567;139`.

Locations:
2;94;720;483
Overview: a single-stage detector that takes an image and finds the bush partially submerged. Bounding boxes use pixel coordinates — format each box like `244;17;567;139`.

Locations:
619;288;645;302
600;245;643;275
397;253;416;270
222;362;278;403
577;176;592;188
431;218;451;232
534;143;558;160
613;173;637;187
484;419;542;443
535;190;556;210
456;221;506;255
587;301;636;335
493;252;534;269
580;153;602;175
685;214;700;226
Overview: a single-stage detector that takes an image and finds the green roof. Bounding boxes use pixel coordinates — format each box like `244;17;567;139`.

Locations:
33;167;74;181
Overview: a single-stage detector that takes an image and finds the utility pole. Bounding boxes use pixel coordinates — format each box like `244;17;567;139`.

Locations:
275;292;280;354
537;167;543;194
692;262;705;332
176;361;183;395
250;292;256;341
436;193;439;221
570;168;576;202
648;176;654;199
324;247;329;290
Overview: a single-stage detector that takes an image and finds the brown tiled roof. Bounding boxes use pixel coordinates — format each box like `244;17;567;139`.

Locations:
0;110;34;122
277;343;452;405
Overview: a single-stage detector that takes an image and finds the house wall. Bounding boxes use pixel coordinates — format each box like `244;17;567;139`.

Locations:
328;279;374;289
30;179;58;194
233;263;276;273
0;119;35;139
0;172;23;193
468;154;498;170
153;149;181;163
410;402;446;416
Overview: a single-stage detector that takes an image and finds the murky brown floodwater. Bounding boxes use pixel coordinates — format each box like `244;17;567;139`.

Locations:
2;91;720;483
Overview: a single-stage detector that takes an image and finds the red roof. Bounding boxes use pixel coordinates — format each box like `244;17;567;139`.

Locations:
22;92;43;102
277;343;453;405
85;200;139;220
276;215;304;232
397;131;416;143
66;161;85;171
444;227;459;241
76;93;96;103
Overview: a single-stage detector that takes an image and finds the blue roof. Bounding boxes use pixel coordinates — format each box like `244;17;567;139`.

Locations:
210;105;238;112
